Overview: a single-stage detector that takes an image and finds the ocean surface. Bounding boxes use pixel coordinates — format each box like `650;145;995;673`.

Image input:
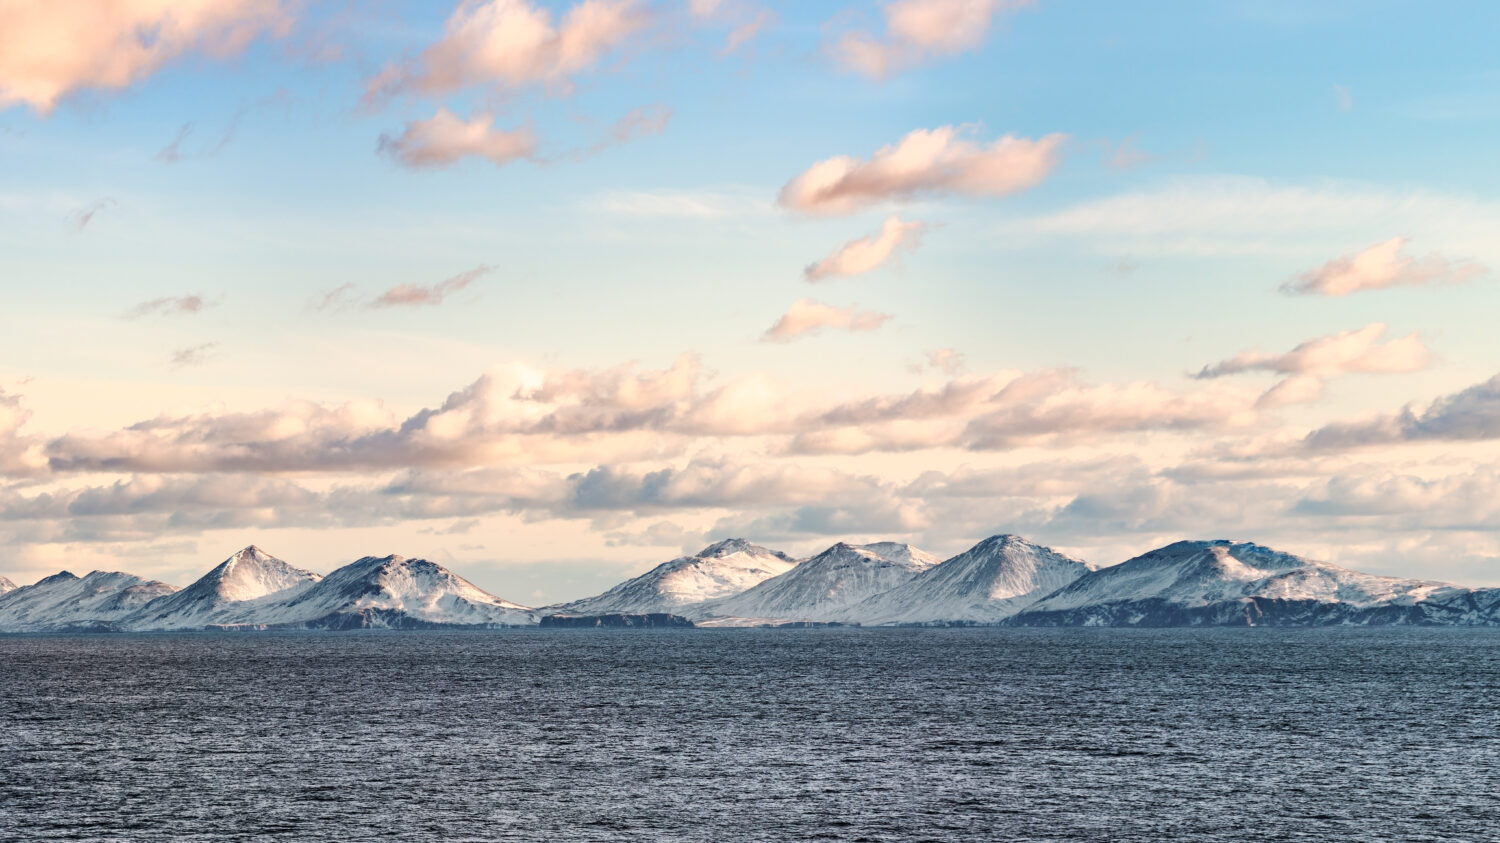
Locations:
2;628;1497;842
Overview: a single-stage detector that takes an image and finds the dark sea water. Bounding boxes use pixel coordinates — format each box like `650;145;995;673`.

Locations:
2;628;1498;842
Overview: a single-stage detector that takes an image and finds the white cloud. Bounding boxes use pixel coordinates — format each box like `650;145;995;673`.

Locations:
805;216;927;281
1194;323;1433;408
761;298;892;342
779;126;1064;215
1280;236;1485;297
364;0;647;103
0;0;291;112
378;109;538;169
829;0;1033;78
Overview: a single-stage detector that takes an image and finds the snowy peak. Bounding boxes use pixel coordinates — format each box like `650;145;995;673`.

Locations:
0;575;16;595
548;539;798;616
205;545;322;602
694;540;939;623
0;569;178;632
1014;539;1462;625
696;537;792;561
123;546;322;630
256;554;536;629
840;534;1094;625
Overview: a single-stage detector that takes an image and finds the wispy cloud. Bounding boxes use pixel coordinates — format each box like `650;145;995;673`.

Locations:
1334;83;1353;113
123;295;212;319
779;126;1064;215
168;342;221;370
805;216;927;281
65;198;116;232
370;265;492;308
1280;237;1485;297
762;298;892;342
587;187;768;219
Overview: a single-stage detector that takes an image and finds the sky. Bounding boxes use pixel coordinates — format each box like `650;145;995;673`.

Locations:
3;0;1500;603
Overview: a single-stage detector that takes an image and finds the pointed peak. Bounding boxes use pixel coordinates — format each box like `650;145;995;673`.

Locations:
37;570;79;585
973;534;1033;551
696;538;788;560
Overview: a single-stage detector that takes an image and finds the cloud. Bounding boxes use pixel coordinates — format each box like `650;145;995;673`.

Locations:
1107;135;1152;170
1304;373;1500;451
378;109;538;169
778;125;1064;215
1280;236;1485;297
65;198;116;232
370;265;492;308
0;0;292;113
309;283;358;311
805;215;927;281
586;187;768;219
168;343;221;369
761;298;892;342
829;0;1033;78
1334;83;1353;113
594;103;670;148
1014;177;1500;258
123;295;212;319
690;0;773;55
927;348;964;374
788;369;1264;455
1194;323;1433;408
363;0;647;105
0;389;46;477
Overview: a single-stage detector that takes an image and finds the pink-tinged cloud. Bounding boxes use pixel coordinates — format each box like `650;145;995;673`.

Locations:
761;298;892;342
830;0;1033;78
690;0;773;55
124;295;212;319
1281;237;1485;297
1194;323;1433;407
65;198;116;232
168;342;221;369
370;265;492;308
779;126;1064;215
364;0;647;104
0;0;292;113
378;109;538;169
805;216;927;281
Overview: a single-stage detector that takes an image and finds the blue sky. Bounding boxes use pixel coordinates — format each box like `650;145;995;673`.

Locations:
3;0;1500;601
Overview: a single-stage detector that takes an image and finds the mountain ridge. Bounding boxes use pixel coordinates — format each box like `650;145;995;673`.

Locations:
3;536;1499;631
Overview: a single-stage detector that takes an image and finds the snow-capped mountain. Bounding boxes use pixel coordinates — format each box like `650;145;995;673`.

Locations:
693;542;940;625
547;538;797;616
124;546;322;631
840;535;1095;625
1010;540;1472;626
0;575;15;595
231;554;536;629
0;570;178;632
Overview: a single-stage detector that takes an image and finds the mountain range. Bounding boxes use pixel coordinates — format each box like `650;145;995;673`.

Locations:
3;536;1499;632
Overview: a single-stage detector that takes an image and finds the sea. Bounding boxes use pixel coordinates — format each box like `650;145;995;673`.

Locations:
2;628;1497;842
